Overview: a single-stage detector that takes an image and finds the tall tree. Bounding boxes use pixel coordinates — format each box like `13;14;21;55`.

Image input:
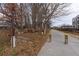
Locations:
30;3;70;33
0;3;70;47
0;3;22;47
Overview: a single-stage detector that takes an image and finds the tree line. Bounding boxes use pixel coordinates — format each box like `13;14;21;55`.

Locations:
0;3;70;34
0;3;70;48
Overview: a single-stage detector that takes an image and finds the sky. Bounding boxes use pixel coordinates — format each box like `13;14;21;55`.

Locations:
52;3;79;26
0;3;79;27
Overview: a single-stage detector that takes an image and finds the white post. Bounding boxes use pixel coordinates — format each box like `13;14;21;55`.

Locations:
11;36;16;48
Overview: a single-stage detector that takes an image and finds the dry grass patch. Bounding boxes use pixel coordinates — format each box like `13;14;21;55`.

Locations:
0;29;50;56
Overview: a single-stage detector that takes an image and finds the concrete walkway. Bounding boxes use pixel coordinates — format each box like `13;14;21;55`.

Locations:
38;30;79;56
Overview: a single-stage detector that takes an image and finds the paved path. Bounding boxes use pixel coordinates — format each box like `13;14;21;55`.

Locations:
38;30;79;56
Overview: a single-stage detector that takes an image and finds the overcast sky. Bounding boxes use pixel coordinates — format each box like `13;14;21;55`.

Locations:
52;3;79;26
0;3;79;27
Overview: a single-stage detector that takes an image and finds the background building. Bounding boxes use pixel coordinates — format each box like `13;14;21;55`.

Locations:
72;15;79;29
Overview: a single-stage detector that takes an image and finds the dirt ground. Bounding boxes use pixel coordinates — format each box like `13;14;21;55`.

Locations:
0;28;50;56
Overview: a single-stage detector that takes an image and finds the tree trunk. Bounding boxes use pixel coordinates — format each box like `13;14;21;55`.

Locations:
11;26;16;48
11;36;16;48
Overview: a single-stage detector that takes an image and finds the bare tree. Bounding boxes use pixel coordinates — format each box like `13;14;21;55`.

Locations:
29;3;70;34
0;3;70;47
0;3;23;48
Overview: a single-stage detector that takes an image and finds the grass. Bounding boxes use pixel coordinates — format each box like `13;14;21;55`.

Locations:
0;47;3;52
62;31;79;35
0;30;10;55
0;29;11;55
0;47;4;55
11;48;17;56
0;28;50;56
